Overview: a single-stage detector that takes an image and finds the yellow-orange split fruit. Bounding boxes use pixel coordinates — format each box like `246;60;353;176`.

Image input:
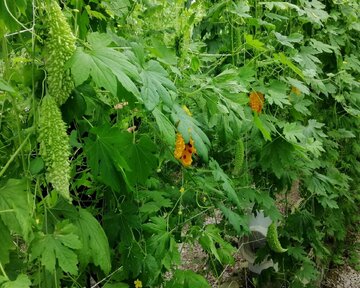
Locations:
174;133;186;159
174;133;196;167
249;91;265;113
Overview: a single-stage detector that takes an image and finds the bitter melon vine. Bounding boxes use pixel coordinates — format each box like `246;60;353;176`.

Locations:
267;222;287;253
233;139;244;175
38;95;71;201
44;0;76;106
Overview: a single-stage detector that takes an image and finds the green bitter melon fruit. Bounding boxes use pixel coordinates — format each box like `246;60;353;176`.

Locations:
233;139;244;175
266;222;287;253
38;95;71;201
45;0;76;106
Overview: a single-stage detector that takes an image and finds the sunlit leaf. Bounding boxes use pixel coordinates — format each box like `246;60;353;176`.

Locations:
245;34;267;51
253;114;272;141
30;222;81;275
152;108;176;146
1;274;31;288
266;80;291;107
70;36;140;97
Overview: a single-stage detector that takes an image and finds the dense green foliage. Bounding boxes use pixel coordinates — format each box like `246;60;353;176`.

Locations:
1;0;360;287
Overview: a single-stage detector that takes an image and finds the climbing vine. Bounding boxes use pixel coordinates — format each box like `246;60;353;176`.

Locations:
0;0;359;287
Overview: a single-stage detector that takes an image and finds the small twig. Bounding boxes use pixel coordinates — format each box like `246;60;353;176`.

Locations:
0;209;14;214
89;266;123;288
5;28;34;37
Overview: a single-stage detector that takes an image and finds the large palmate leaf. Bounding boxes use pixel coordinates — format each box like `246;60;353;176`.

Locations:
140;60;176;110
72;208;112;274
70;33;140;97
266;80;291;108
260;138;297;179
218;204;249;235
119;135;158;185
0;178;32;241
30;222;82;275
274;32;303;48
84;125;131;191
49;203;112;274
143;217;180;270
199;224;235;265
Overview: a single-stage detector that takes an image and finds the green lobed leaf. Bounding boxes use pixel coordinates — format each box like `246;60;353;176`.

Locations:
0;178;32;241
266;80;291;107
209;159;243;209
310;39;334;53
0;219;14;265
283;122;306;143
29;157;44;175
274;32;303;48
143;254;161;285
274;52;304;79
91;47;140;96
140;60;176;110
1;274;31;288
85;125;131;191
139;190;173;214
292;46;321;72
253;114;272;141
30;222;81;275
218;204;249;235
199;224;235;265
260;138;296;179
286;77;310;95
165;270;211;288
70;38;140;97
245;34;267;51
72;208;112;274
260;1;302;12
119;135;158;185
102;0;131;18
162;237;181;270
152;108;176;146
143;216;180;269
0;78;16;93
143;216;167;234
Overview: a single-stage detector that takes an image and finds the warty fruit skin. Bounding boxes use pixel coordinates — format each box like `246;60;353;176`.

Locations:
45;0;76;106
233;139;244;175
267;222;287;253
38;95;71;201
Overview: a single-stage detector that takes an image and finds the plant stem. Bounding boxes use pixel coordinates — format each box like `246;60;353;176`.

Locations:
0;133;31;178
0;262;9;280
